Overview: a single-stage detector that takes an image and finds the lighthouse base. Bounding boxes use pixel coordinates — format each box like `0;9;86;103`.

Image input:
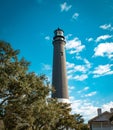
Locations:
57;98;70;103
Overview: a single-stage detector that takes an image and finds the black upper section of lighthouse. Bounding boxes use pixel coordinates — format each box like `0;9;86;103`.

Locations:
53;28;65;42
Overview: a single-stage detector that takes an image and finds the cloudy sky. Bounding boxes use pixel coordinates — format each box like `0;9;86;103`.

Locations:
0;0;113;122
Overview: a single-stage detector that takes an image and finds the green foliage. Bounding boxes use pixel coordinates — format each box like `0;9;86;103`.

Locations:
37;100;76;130
0;41;89;130
0;41;50;129
73;114;89;130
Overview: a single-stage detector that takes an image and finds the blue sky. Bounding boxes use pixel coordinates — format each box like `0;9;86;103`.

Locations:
0;0;113;122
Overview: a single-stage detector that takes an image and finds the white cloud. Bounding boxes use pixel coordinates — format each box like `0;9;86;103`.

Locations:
70;98;98;122
67;70;74;75
93;64;113;78
70;97;113;123
72;13;79;20
68;86;75;90
84;86;89;91
95;34;112;42
85;91;97;97
45;36;50;40
74;74;88;81
60;2;72;12
86;37;94;42
74;65;87;73
66;37;85;54
94;42;113;59
67;59;91;74
102;102;113;111
67;74;88;81
42;64;51;70
65;34;72;39
68;86;75;93
75;55;82;60
83;58;92;69
66;62;75;69
99;24;113;31
66;60;91;81
77;86;89;93
67;74;73;80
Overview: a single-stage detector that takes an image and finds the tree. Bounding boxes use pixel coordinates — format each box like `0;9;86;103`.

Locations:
50;102;76;130
32;98;78;130
0;41;50;129
73;114;89;130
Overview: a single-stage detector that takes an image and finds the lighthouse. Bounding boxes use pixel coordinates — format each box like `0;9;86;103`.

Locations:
52;28;69;103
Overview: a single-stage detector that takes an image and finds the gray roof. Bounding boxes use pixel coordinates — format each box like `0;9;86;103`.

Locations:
88;111;113;123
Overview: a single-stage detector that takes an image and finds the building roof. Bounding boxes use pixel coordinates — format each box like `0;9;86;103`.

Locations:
88;111;113;123
54;28;64;33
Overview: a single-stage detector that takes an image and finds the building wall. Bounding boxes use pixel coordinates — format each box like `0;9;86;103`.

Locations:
91;122;113;130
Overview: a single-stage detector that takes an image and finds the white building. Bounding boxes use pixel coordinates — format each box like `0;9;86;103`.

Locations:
88;108;113;130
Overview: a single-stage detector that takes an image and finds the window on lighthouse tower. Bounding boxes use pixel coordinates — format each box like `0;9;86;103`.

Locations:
57;31;63;36
60;52;63;56
55;30;64;36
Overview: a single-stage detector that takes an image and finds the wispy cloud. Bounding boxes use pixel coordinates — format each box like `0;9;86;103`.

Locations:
67;59;91;74
72;13;79;20
84;58;92;69
92;64;113;78
70;98;98;122
67;74;73;80
60;2;72;12
45;36;50;40
68;86;75;90
94;42;113;59
74;65;87;73
99;24;113;31
84;91;97;97
77;86;89;94
86;37;94;42
70;97;113;122
66;59;91;81
68;86;75;93
102;101;113;111
66;62;75;69
75;55;83;60
95;34;112;42
66;37;85;54
41;64;52;82
67;74;88;81
65;34;72;39
74;74;88;81
84;86;89;91
42;64;52;71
